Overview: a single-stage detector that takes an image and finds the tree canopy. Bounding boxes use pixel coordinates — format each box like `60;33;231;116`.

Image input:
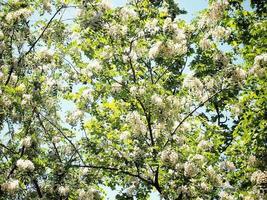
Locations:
0;0;266;199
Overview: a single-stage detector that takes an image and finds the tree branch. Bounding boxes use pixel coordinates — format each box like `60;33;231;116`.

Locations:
163;88;225;148
71;164;152;185
5;5;64;85
38;111;84;164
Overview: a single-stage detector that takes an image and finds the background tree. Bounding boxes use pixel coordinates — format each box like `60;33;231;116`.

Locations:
0;0;266;199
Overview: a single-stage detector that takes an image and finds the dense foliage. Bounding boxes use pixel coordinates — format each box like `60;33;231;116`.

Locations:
0;0;266;199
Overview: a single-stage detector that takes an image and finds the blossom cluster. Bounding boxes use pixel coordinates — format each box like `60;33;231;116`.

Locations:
16;159;35;171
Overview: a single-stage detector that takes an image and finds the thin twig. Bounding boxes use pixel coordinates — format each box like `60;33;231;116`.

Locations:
5;5;64;85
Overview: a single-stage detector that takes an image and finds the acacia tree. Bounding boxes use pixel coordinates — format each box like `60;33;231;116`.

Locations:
0;0;266;199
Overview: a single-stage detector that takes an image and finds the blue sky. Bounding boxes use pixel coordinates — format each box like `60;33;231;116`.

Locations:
112;0;208;22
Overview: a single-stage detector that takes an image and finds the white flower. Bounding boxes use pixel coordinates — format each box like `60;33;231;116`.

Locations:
120;131;130;140
120;7;137;21
254;53;267;65
125;185;135;196
80;168;89;176
200;182;209;192
219;161;236;171
144;19;159;34
0;30;4;40
184;162;198;177
180;121;191;132
58;186;69;196
251;170;267;185
16;159;35;171
218;191;234;200
173;29;186;43
149;41;162;59
99;0;111;10
183;76;203;91
233;68;246;81
198;140;212;151
199;37;212;50
1;180;19;193
163;17;172;32
211;26;231;41
78;189;86;199
21;136;32;148
126;111;146;135
111;82;122;93
52;136;61;143
43;0;52;12
88;59;102;72
248;155;257;166
0;71;4;79
22;94;32;105
151;94;163;107
6;8;32;23
160;150;170;163
130;86;138;96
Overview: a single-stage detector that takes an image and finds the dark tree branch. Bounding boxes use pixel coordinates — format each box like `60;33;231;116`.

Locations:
38;111;84;164
5;5;64;85
163;88;225;148
71;164;152;185
136;98;154;146
36;112;62;163
32;178;42;198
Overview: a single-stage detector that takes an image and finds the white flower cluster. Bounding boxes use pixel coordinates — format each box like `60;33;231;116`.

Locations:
211;26;231;41
21;94;32;106
207;166;222;186
184;162;198;177
82;88;94;102
248;155;257;166
21;136;32;148
107;23;128;38
16;159;35;171
52;136;61;143
151;94;164;107
149;41;162;59
183;76;204;98
43;0;52;12
0;30;4;40
219;160;236;171
58;186;69;196
129;85;146;96
144;19;160;35
99;0;112;10
123;47;138;63
120;130;130;140
120;6;138;21
208;0;229;24
199;37;212;50
1;180;19;193
251;170;267;185
218;191;234;200
197;139;213;151
126;111;146;135
85;188;101;200
5;8;32;23
66;109;84;126
88;59;102;72
160;149;179;165
254;53;267;65
111;82;122;93
249;53;267;77
165;39;187;57
200;182;210;192
233;68;246;81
